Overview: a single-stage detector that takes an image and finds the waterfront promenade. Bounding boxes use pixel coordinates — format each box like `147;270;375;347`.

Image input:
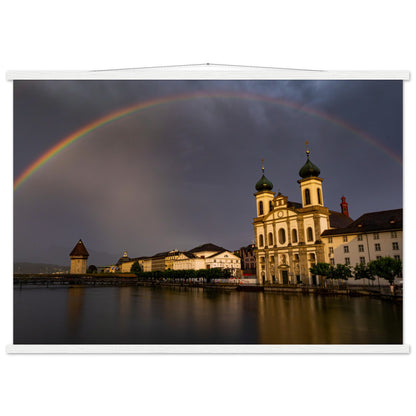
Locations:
13;274;402;301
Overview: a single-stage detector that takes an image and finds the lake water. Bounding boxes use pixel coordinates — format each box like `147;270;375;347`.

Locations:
14;286;403;344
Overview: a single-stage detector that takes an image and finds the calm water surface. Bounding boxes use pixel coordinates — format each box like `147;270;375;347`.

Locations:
14;286;402;344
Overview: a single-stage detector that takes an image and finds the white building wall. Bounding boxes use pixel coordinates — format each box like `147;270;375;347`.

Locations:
365;231;402;262
275;221;289;247
303;215;316;243
172;257;206;270
320;216;330;234
255;191;275;217
299;178;324;207
205;251;241;276
265;224;274;245
324;230;402;268
256;225;266;248
289;219;299;242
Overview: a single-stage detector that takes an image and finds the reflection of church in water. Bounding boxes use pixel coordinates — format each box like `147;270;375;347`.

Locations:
253;146;352;285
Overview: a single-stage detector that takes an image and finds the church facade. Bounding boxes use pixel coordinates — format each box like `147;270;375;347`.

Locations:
253;150;352;285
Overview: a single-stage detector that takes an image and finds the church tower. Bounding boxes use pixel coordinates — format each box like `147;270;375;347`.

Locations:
340;196;349;217
298;143;324;208
296;143;330;284
252;146;331;287
69;239;89;274
254;159;275;218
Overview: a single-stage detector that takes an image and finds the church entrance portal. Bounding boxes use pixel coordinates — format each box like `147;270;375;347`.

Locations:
282;270;289;285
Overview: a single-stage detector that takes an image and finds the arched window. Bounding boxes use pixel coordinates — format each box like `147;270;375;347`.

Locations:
304;189;311;205
269;200;273;212
278;228;286;244
259;201;264;215
317;188;322;204
268;232;274;246
307;227;313;242
259;234;264;247
292;229;298;243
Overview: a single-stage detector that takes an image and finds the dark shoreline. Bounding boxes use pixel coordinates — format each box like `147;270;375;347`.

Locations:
13;274;402;301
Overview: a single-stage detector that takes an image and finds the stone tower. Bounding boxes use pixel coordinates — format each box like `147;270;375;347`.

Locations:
69;239;89;274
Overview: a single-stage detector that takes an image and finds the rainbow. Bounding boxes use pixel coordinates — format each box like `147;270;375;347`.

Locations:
13;91;402;191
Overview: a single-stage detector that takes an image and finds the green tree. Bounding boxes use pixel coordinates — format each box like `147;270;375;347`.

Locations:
87;265;97;274
368;257;402;285
353;263;375;281
332;264;352;281
130;261;142;275
310;262;332;279
222;268;232;279
323;264;351;286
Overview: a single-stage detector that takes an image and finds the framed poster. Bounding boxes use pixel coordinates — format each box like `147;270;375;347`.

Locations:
8;64;409;353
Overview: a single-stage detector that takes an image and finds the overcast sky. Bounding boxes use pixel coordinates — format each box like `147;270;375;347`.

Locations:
13;80;402;265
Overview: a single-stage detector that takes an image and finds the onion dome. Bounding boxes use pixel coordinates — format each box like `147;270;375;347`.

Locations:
299;147;320;179
255;159;273;191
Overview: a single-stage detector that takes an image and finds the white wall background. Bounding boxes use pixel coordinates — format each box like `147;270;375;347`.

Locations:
1;1;414;416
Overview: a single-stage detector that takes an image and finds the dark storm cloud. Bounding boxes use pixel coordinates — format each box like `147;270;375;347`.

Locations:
14;80;402;265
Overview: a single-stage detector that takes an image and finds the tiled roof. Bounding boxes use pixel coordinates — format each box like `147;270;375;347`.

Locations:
69;239;89;257
116;256;132;265
181;252;198;259
286;201;353;228
188;243;227;253
329;210;354;228
322;208;402;236
206;250;228;258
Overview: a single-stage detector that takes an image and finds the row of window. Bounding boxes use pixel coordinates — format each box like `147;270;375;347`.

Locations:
328;231;399;244
258;227;315;247
258;190;323;216
210;259;239;264
335;242;400;254
336;255;401;266
261;253;316;264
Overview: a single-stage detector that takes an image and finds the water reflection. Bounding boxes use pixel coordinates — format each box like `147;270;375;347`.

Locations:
66;287;85;335
257;293;402;344
14;286;402;344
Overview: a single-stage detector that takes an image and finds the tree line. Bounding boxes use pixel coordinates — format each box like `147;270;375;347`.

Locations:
309;256;402;285
86;261;233;282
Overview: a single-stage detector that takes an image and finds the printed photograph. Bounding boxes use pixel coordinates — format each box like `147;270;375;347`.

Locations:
13;79;403;344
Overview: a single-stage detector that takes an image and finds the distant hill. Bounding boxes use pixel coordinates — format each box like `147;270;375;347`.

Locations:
14;262;70;274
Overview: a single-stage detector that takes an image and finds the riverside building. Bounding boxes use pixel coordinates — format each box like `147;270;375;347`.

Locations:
253;149;402;286
109;243;241;276
239;244;256;271
321;209;403;271
253;149;352;285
